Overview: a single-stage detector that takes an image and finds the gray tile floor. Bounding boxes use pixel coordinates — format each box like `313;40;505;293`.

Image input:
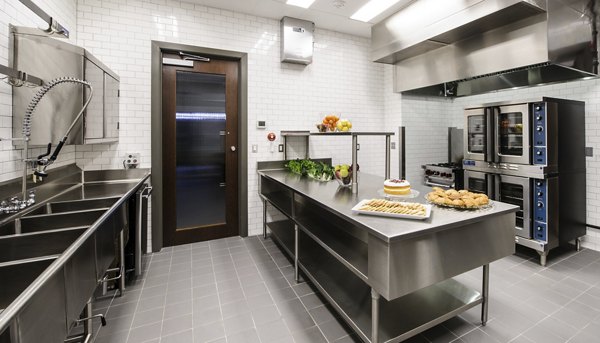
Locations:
91;236;600;343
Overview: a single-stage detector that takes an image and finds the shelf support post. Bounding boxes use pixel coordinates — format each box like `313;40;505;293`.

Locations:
481;264;489;325
352;134;358;194
371;288;380;343
294;224;299;283
263;199;268;239
118;229;126;295
385;134;391;179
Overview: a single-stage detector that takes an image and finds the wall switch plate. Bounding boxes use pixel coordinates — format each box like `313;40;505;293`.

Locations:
586;147;593;157
278;144;284;152
357;144;360;151
124;153;140;169
252;144;258;153
391;142;396;149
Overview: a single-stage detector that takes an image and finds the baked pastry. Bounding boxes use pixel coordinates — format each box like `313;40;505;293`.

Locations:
359;199;426;217
384;179;411;195
426;188;489;209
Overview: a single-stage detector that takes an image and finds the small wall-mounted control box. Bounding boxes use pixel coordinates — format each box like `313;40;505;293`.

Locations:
257;120;266;129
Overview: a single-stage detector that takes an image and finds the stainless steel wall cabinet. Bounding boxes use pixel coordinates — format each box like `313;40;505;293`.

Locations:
280;17;314;65
372;0;598;96
10;26;120;146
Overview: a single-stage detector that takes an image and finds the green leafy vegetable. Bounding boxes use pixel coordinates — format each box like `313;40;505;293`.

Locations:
285;159;334;181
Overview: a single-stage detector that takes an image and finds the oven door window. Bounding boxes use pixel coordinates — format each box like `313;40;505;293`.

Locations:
468;115;485;154
498;112;523;156
500;182;524;228
468;177;487;194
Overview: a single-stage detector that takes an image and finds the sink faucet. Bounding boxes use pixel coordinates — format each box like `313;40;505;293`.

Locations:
2;77;94;213
0;190;36;214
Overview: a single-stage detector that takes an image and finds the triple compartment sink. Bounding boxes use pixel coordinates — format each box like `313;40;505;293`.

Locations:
0;194;121;314
0;166;150;343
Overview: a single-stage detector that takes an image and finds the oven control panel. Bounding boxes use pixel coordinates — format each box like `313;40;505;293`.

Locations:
533;179;548;243
533;103;547;166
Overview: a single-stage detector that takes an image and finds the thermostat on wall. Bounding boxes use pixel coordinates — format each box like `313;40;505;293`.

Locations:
257;120;266;129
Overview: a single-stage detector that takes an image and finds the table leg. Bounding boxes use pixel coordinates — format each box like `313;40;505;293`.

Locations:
481;264;489;326
294;224;299;283
263;200;268;239
371;289;380;343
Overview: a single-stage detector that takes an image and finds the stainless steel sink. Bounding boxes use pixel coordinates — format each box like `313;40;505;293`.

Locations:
47;197;119;213
0;165;150;343
51;182;139;202
0;228;87;264
18;208;106;234
0;256;57;311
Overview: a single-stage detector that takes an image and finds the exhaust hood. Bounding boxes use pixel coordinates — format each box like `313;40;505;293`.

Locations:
371;0;598;97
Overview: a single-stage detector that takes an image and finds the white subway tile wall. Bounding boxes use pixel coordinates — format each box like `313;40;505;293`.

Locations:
0;0;77;181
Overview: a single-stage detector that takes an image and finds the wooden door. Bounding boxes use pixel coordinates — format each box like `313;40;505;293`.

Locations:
162;54;239;246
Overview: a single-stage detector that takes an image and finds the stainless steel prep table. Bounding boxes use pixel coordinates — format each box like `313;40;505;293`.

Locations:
258;166;519;343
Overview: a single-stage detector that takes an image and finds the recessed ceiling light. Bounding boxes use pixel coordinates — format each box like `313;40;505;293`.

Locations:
351;0;402;22
286;0;317;9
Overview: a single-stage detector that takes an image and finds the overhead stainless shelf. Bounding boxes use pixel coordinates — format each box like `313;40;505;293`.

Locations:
310;131;395;136
282;131;395;192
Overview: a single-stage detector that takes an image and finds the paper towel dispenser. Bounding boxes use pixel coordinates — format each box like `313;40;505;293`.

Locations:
280;17;315;65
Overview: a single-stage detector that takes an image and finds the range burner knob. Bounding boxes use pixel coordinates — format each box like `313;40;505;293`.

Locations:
536;115;543;121
537;201;544;208
537;191;543;197
536;150;543;156
536;126;544;132
537;226;543;231
535;105;542;111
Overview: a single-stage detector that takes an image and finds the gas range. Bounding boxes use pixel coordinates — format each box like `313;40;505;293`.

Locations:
422;162;464;189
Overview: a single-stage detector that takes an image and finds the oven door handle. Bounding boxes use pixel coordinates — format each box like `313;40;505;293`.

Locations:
424;180;453;188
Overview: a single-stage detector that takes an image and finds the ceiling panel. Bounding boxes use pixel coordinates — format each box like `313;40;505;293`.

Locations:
183;0;415;37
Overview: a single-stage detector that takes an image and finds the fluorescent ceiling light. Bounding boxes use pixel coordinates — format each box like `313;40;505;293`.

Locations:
286;0;317;8
351;0;402;22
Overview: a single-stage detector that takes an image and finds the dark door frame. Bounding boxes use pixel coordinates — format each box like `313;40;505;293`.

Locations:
150;40;248;252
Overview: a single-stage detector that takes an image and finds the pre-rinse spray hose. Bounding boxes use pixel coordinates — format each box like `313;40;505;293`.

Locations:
23;76;93;140
20;77;93;198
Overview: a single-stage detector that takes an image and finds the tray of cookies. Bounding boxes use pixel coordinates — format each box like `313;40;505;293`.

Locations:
426;187;490;209
351;199;431;220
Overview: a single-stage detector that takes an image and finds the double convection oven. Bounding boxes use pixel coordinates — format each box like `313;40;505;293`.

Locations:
463;97;586;266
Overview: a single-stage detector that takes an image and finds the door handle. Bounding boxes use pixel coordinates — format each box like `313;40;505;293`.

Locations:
230;146;236;152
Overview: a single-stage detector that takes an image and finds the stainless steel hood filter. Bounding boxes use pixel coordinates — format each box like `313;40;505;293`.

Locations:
371;0;598;97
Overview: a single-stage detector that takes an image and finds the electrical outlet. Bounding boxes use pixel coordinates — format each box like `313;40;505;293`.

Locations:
278;144;284;152
391;142;396;149
586;147;593;157
252;144;258;153
124;153;140;169
357;144;360;151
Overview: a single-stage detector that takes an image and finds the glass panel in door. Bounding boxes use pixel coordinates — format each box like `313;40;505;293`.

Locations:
175;71;226;229
468;176;487;194
498;112;524;156
499;183;524;229
467;115;485;154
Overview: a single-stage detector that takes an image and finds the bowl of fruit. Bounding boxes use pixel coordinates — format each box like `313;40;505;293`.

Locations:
322;114;340;132
334;164;358;187
336;119;352;132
